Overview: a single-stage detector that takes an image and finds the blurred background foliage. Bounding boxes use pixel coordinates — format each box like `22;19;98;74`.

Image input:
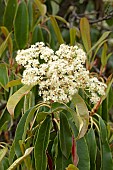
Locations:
0;0;113;169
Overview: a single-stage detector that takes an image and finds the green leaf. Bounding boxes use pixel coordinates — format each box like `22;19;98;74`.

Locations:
1;26;13;56
14;109;30;157
0;32;12;58
3;0;17;31
0;63;9;90
51;102;80;131
80;17;92;57
34;0;47;16
86;128;97;170
66;164;79;170
50;16;64;44
7;147;33;170
14;0;28;49
22;107;37;141
70;27;76;46
28;0;33;31
5;79;21;88
87;31;111;55
99;116;107;143
72;93;89;139
98;116;113;169
0;147;8;162
56;141;72;170
101;43;108;67
7;85;33;117
102;98;108;122
0;108;10;130
60;112;72;158
34;116;51;170
31;25;44;44
77;137;90;170
101;141;113;170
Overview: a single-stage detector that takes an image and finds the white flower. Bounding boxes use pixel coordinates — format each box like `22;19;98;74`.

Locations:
16;42;107;104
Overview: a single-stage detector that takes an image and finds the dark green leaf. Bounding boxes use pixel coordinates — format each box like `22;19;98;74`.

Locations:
77;137;90;170
3;0;17;31
56;141;72;170
86;128;97;170
0;63;9;90
14;0;28;49
31;25;44;44
34;116;51;170
14;109;30;157
101;141;113;170
60;112;72;158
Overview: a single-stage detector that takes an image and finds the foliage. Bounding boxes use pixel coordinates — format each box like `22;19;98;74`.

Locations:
0;0;113;169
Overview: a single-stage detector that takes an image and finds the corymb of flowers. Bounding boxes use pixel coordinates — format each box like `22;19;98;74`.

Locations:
16;42;107;104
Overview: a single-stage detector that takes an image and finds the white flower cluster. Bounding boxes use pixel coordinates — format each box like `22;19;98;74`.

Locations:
16;42;107;104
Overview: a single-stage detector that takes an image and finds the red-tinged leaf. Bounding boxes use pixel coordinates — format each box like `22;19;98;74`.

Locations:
46;151;53;170
72;136;79;166
7;85;33;117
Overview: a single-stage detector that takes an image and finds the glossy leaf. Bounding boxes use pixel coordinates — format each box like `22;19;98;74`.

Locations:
50;16;64;44
86;128;97;170
80;17;92;57
77;137;90;170
0;63;9;90
3;0;17;31
0;147;8;162
34;0;47;16
1;26;13;56
72;93;89;139
7;147;33;170
60;112;72;158
14;0;28;49
7;85;33;117
34;116;51;170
